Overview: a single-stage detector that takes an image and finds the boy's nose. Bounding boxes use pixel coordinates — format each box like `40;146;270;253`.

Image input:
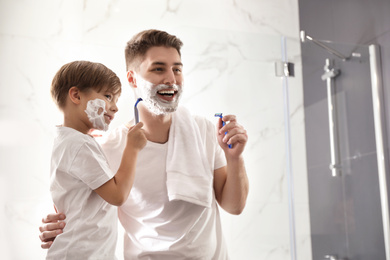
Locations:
111;103;119;113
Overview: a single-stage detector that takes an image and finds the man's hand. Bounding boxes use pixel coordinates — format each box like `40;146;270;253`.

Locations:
39;213;66;249
216;114;248;157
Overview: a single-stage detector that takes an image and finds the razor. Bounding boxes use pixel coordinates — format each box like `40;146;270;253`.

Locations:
134;98;143;124
214;113;232;149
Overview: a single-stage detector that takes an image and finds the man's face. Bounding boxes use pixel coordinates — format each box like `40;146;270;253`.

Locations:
131;46;184;115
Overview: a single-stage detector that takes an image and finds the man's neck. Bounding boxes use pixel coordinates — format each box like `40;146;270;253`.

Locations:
134;105;173;144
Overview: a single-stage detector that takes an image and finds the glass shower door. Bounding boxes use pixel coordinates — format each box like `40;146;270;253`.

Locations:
301;38;389;260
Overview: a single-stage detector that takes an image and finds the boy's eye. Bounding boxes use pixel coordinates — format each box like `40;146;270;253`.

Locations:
105;94;113;101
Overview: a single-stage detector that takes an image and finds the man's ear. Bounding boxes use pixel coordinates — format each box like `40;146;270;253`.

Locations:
68;86;81;104
127;70;137;88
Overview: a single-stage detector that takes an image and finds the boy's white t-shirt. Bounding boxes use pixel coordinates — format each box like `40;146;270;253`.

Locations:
99;115;229;260
47;126;117;260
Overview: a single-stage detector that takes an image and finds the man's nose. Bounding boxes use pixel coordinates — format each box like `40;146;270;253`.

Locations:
163;70;176;86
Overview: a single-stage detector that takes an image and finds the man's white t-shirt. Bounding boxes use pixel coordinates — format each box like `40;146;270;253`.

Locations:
99;115;229;260
47;126;117;260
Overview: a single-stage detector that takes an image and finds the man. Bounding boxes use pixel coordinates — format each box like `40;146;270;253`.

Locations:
40;29;249;259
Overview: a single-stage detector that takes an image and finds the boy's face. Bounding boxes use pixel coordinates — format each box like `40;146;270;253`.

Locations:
128;46;184;115
81;87;120;131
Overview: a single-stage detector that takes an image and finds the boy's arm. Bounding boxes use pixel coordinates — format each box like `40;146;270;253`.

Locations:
94;123;146;206
94;146;139;206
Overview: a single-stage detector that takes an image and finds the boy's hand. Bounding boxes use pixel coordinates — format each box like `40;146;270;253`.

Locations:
39;213;66;249
127;122;147;150
216;115;248;158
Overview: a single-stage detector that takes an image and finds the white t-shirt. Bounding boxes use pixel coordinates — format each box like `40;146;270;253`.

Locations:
99;114;229;260
47;126;117;260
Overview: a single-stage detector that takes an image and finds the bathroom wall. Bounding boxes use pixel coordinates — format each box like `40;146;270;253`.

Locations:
0;0;310;259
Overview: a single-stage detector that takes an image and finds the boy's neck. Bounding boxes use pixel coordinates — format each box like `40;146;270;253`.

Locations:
63;113;91;135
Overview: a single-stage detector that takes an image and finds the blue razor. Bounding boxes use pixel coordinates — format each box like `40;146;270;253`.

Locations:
134;98;143;124
215;113;232;149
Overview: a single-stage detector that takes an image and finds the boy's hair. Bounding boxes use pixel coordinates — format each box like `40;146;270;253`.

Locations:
124;29;183;71
51;60;121;110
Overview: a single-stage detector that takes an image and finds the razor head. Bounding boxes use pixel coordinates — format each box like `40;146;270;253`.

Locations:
135;98;143;107
214;112;232;149
134;98;143;124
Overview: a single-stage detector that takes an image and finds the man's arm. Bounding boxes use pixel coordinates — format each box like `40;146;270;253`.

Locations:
39;213;66;249
213;115;249;215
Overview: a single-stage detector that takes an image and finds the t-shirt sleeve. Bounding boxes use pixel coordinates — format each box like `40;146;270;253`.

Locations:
212;127;227;170
68;142;115;190
214;143;226;170
194;115;227;170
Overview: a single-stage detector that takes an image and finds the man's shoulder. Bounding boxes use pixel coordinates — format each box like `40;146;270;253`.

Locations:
192;114;214;127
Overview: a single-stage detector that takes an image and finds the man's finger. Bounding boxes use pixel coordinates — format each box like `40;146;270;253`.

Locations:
39;228;63;242
222;114;236;122
41;240;53;249
39;221;66;233
42;213;65;223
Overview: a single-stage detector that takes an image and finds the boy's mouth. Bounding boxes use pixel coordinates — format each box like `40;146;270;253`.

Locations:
104;114;114;123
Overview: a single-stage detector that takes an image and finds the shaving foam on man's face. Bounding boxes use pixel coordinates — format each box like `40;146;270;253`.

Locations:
84;98;109;131
134;74;183;116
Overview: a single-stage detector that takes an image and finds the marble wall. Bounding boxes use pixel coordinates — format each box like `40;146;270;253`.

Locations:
0;0;310;259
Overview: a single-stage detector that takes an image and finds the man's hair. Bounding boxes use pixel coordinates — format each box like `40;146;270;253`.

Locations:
124;29;183;71
51;60;121;110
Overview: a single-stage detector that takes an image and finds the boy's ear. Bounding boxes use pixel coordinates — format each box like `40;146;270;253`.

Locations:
68;86;81;104
127;70;137;88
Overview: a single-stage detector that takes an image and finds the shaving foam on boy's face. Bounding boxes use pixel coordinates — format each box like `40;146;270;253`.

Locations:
134;74;182;116
85;99;109;131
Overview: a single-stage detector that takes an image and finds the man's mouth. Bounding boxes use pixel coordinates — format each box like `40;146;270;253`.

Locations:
157;89;178;100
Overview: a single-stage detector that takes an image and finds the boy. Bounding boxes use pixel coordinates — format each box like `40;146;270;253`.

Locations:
47;60;146;259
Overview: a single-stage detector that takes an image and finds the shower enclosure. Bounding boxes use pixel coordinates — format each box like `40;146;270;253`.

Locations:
299;32;389;260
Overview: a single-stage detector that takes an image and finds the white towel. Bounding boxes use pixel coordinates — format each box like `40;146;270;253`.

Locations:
166;107;213;208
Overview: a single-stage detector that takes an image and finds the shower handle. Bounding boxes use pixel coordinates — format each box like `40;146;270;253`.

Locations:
324;255;348;260
322;59;341;177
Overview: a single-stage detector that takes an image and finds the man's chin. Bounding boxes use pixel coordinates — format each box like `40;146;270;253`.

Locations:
149;104;178;116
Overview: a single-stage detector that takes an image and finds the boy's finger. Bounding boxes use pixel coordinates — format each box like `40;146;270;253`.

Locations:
136;122;144;128
128;122;144;131
132;122;144;130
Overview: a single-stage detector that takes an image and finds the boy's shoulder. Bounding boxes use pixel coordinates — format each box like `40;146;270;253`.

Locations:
54;126;95;150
